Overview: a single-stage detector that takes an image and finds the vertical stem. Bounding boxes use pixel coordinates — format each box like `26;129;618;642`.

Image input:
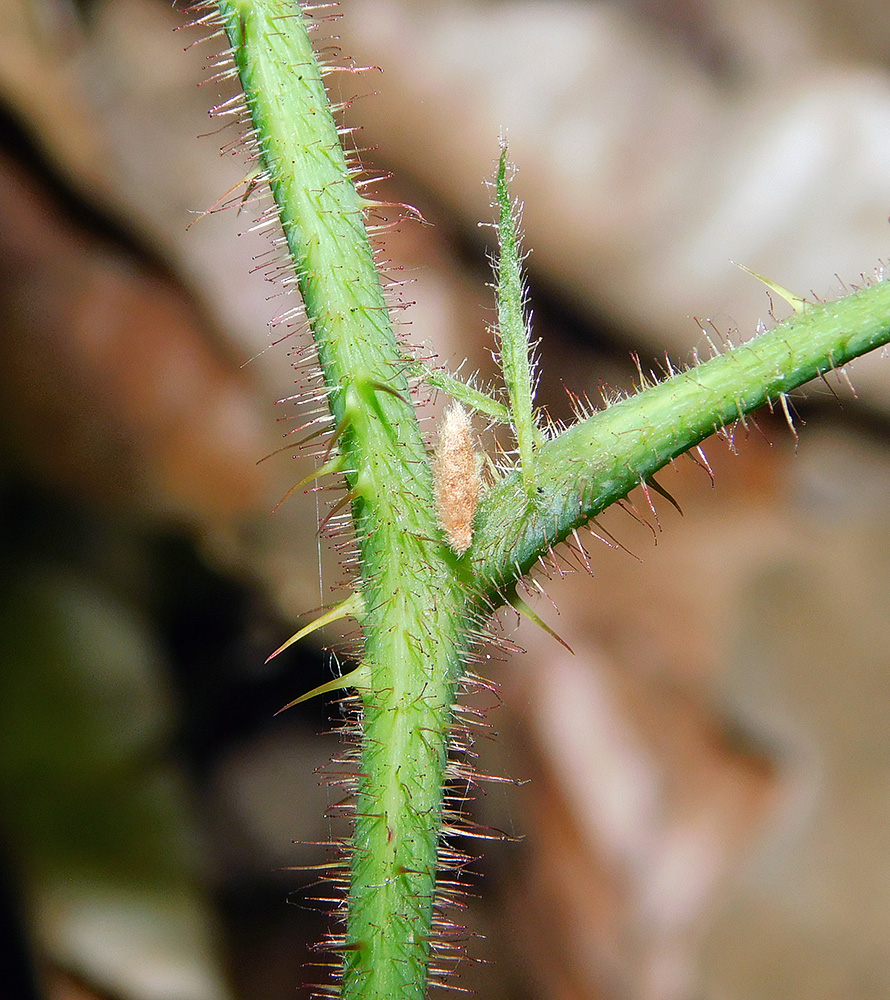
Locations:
495;147;538;485
211;3;471;997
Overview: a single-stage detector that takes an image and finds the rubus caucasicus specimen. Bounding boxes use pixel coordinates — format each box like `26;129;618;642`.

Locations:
188;2;890;998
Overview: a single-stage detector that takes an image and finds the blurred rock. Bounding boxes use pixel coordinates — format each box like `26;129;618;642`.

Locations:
702;425;890;998
0;143;267;530
0;564;231;1000
339;0;890;408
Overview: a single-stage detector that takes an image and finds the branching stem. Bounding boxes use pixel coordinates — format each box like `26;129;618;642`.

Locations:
203;4;890;1000
472;282;890;593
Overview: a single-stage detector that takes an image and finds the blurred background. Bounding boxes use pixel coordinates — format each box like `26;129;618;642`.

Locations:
2;1;890;998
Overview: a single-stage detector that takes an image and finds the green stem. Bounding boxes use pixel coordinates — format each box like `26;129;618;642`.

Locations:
212;3;472;998
401;359;512;424
472;281;890;591
495;147;539;484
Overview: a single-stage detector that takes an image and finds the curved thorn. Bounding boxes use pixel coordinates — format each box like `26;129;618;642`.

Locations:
734;261;807;314
643;474;684;516
507;590;574;654
275;662;372;713
270;453;347;515
266;591;365;663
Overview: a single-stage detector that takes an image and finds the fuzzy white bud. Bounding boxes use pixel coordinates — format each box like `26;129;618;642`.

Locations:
434;402;481;556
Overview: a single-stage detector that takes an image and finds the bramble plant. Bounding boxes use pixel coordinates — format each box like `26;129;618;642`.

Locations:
188;2;890;998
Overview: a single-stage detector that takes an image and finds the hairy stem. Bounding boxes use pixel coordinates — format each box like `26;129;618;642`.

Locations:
212;3;473;998
472;281;890;592
494;147;538;484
